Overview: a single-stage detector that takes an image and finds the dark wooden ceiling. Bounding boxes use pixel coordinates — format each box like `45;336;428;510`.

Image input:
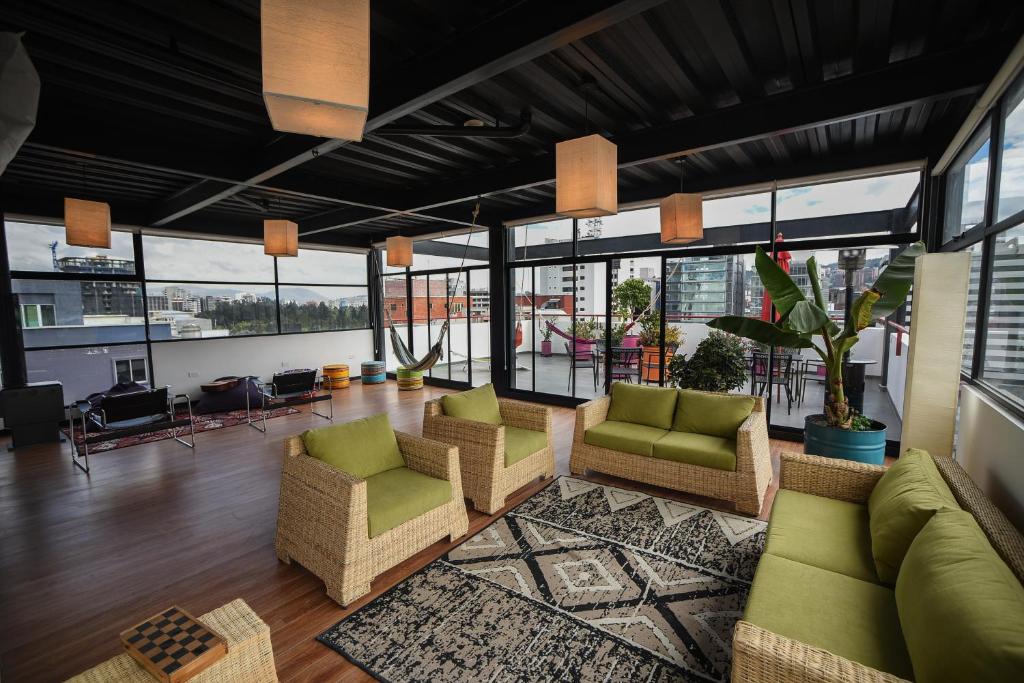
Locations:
1;0;1021;247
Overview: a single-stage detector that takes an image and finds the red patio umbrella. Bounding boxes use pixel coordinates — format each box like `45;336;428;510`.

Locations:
760;232;791;321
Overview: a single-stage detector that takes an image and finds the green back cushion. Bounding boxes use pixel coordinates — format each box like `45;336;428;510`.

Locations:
441;383;502;425
606;382;677;429
301;412;404;479
673;389;755;439
867;448;960;584
896;509;1024;682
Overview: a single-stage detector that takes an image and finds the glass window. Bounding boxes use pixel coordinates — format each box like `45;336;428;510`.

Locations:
382;274;409;373
146;283;275;338
5;221;136;274
276;249;368;285
944;125;991;242
468;269;490;387
411;231;489;271
962;242;984;374
981;225;1024;405
279;285;369;333
114;357;148;384
998;77;1024;221
512;219;573;261
14;278;146;347
142;235;274;282
777;171;920;244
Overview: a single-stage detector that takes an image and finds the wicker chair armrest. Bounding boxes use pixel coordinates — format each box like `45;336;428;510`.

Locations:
575;395;611;431
280;436;367;549
780;451;886;503
421;412;504;472
732;621;910;683
499;398;551;437
397;431;460;484
735;407;771;473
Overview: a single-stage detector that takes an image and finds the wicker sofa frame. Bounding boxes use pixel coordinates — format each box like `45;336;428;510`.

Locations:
732;451;1024;683
569;392;772;516
274;431;469;606
422;397;555;514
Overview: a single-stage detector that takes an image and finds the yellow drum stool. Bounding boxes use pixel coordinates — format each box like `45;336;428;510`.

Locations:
322;364;350;389
396;367;424;391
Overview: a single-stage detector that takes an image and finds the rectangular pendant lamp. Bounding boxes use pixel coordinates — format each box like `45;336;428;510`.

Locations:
261;0;369;141
386;236;413;267
64;197;111;248
555;134;617;218
264;219;298;257
660;193;703;243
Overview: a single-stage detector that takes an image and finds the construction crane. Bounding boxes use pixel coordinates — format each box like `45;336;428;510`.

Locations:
49;241;59;271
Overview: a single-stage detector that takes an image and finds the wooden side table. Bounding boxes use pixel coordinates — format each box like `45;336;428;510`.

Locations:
67;600;277;682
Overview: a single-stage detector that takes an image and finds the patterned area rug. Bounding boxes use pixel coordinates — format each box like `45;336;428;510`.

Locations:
318;477;767;682
66;406;300;452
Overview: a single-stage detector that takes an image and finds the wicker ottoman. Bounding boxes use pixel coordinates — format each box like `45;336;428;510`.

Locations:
396;367;424;390
360;360;386;384
322;364;350;389
67;599;277;682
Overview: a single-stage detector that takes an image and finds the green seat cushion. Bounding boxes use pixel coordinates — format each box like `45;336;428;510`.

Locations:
651;431;736;471
302;413;404;479
584;420;668;457
606;382;678;429
765;489;877;583
744;554;914;680
364;466;452;538
441;383;502;425
504;426;547;467
673;389;755;439
896;509;1024;683
867;448;960;584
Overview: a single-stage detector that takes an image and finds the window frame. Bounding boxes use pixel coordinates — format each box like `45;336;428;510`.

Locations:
113;356;149;385
942;70;1024;420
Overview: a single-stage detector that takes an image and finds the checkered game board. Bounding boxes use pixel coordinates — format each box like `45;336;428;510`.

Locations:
120;606;226;682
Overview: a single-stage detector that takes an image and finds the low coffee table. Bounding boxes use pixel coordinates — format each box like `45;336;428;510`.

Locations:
67;599;277;682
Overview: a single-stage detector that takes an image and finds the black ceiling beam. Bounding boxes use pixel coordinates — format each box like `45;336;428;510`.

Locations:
493;143;928;226
411;240;490;263
337;39;1008;223
148;0;670;227
512;208;908;260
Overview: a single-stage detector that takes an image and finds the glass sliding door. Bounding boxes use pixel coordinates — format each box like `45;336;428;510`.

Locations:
572;261;606;399
446;271;468;384
512;266;534;392
468;268;490;386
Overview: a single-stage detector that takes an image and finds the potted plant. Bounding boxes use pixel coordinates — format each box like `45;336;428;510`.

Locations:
707;242;924;464
613;278;651;347
637;312;682;382
540;324;553;357
667;330;748;392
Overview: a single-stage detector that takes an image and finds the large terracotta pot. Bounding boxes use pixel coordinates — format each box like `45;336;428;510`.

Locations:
640;345;674;382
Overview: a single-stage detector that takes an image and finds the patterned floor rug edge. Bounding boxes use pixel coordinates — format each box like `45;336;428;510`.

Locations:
316;476;766;682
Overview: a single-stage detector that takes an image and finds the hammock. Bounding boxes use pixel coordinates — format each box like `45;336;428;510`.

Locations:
388;319;449;373
545;320;595;345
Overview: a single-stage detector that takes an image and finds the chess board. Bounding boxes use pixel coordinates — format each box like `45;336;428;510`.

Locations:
120;606;227;682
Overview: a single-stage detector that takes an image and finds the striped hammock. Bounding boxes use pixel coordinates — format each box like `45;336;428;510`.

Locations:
389;320;449;373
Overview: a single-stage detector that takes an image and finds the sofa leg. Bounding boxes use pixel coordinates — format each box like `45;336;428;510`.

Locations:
474;496;504;515
274;541;291;564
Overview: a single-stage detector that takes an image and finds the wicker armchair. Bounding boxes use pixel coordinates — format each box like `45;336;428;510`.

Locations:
569;392;772;515
275;431;469;606
732;450;1024;682
422;397;555;514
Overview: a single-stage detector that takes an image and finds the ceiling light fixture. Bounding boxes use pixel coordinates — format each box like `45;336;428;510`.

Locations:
386;235;413;267
261;0;369;141
555;83;617;218
660;158;703;244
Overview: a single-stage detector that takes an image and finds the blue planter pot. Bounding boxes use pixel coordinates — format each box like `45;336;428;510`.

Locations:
804;414;887;465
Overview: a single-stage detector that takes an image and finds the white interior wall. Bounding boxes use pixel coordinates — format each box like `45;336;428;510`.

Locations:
957;384;1024;532
150;329;375;396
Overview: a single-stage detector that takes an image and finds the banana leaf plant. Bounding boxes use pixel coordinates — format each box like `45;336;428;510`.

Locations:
707;242;925;429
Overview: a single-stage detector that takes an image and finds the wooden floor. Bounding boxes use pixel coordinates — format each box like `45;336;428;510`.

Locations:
0;383;800;682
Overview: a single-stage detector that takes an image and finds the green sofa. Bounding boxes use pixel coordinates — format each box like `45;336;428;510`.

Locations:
733;449;1024;682
570;383;772;515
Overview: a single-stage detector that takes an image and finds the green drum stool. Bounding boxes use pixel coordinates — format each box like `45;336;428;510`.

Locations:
396;368;424;391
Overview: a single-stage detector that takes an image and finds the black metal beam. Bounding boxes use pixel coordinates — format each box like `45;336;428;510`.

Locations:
148;0;670;227
350;40;1007;221
411;240;490;262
